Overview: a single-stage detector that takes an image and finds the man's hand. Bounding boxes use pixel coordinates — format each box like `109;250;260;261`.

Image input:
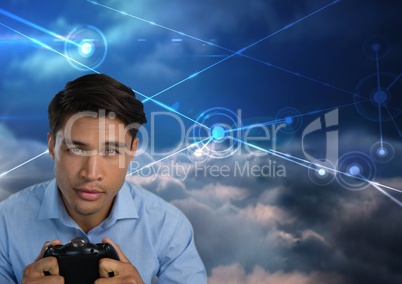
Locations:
96;237;144;284
21;239;64;284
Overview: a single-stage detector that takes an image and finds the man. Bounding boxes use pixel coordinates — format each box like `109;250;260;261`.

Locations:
0;74;206;283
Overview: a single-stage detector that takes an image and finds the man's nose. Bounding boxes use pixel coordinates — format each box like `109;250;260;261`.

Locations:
79;154;104;182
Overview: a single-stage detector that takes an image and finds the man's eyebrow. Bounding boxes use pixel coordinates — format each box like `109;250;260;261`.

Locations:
61;139;127;148
104;141;127;148
61;139;88;147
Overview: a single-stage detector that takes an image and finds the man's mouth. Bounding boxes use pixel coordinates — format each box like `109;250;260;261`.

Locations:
74;187;104;201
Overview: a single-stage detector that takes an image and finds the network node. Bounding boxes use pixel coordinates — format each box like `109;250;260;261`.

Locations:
370;141;394;163
336;151;376;191
194;148;204;157
348;165;361;176
275;107;302;134
372;90;388;104
371;43;380;52
64;25;108;71
377;148;386;157
189;107;241;159
362;34;390;60
285;116;293;125
79;40;95;57
355;73;401;122
211;125;226;141
307;160;335;186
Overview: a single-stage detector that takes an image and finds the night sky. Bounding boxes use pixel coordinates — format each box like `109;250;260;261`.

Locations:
1;0;402;283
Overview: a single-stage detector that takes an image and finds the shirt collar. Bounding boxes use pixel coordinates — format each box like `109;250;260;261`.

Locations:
107;181;139;221
38;179;139;222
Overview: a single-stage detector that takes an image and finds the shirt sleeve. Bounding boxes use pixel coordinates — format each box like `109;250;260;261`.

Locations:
156;213;206;284
0;208;18;284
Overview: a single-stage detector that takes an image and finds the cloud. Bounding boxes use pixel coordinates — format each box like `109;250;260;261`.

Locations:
125;127;402;283
208;263;346;284
7;51;73;82
1;1;401;283
0;124;54;200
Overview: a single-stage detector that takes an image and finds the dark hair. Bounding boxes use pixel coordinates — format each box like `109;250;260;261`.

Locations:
48;74;147;143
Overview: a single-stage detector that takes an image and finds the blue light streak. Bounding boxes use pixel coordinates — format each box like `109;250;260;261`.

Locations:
126;137;211;177
384;105;402;137
0;8;80;47
229;100;369;134
229;136;402;205
1;1;401;212
374;49;385;149
370;182;402;208
386;72;401;91
0;150;49;178
0;21;207;129
0;23;100;73
86;0;356;102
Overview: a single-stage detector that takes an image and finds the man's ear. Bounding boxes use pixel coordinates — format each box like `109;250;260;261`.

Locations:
129;138;139;162
47;133;55;160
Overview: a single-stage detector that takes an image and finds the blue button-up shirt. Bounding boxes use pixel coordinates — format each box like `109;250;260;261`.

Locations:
0;179;206;283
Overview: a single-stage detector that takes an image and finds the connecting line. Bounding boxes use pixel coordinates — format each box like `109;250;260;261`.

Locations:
229;99;370;134
0;150;49;178
384;106;402;137
0;8;80;47
369;181;402;208
375;50;384;148
126;137;211;177
134;89;209;128
87;0;347;103
265;147;402;195
199;137;214;152
140;52;233;103
229;137;402;204
378;103;384;148
0;24;210;178
0;23;100;73
369;181;402;195
0;20;208;129
238;51;358;98
229;136;319;172
386;72;401;92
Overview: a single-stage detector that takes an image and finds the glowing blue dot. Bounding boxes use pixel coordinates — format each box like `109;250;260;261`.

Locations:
378;148;386;156
317;169;326;176
194;149;203;157
373;90;388;104
285;116;293;125
212;126;226;140
372;43;380;52
78;40;95;57
348;165;361;176
81;43;93;54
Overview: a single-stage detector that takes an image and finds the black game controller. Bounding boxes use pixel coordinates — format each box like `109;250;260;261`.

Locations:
43;237;120;284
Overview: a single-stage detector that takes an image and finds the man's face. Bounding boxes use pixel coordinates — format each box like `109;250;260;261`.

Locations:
48;114;137;224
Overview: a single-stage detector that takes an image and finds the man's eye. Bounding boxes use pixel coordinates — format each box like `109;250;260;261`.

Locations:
69;148;84;154
105;149;118;154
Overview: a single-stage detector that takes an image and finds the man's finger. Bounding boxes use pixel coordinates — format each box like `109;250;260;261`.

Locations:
24;256;60;278
102;237;130;263
97;258;143;283
35;239;62;262
98;258;119;278
38;257;61;276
